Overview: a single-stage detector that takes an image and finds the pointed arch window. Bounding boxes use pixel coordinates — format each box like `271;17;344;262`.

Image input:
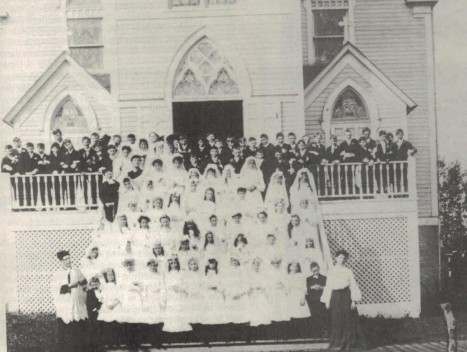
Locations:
173;37;239;99
52;98;89;132
332;87;368;120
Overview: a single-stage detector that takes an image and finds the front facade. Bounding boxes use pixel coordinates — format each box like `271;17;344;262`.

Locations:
1;0;439;318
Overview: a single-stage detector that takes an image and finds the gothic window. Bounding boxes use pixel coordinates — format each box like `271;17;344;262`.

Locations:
332;87;368;120
52;98;89;132
173;38;240;99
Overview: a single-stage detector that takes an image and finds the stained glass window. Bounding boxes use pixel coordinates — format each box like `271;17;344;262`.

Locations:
173;38;239;99
52;98;89;131
332;87;368;120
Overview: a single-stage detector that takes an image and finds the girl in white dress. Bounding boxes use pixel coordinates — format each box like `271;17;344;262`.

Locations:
251;210;275;250
155;215;180;256
147;158;168;190
163;258;192;332
141;259;166;325
125;202;140;229
265;170;290;212
289;168;318;213
182;219;203;251
239;157;266;214
297;236;325;275
118;258;145;324
150;242;167;272
106;215;133;267
202;164;222;194
184;257;204;325
287;214;313;248
183;179;202;216
148;197;165;227
247;257;273;327
219;165;239;217
197;187;217;220
202;231;222;267
285;261;309;319
270;200;291;247
167;155;187;194
223;256;250;325
166;191;185;228
119;178;140;211
131;215;154;258
231;234;251;266
266;257;289;323
201;259;225;326
80;245;104;282
97;268;123;347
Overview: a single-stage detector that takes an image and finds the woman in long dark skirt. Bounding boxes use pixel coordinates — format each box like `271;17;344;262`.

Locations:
321;249;363;350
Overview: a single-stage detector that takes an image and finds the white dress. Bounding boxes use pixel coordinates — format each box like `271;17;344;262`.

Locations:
97;282;122;323
248;268;273;326
141;270;166;324
118;270;145;323
223;267;250;324
200;271;225;325
80;257;103;282
163;270;192;332
183;270;204;324
265;267;289;322
285;272;309;319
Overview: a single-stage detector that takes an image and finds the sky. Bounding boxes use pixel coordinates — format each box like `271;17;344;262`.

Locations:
0;0;466;165
433;0;467;166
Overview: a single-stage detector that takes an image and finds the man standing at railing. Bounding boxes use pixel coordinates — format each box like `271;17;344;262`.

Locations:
338;130;358;195
61;139;81;207
2;145;20;207
37;143;52;207
100;168;120;223
391;129;417;194
19;142;40;208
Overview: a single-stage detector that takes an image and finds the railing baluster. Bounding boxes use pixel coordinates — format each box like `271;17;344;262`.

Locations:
14;176;19;209
337;165;341;196
329;165;334;197
386;162;391;196
393;162;398;195
365;163;370;196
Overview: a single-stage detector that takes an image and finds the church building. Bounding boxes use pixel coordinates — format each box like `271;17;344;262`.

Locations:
0;0;439;318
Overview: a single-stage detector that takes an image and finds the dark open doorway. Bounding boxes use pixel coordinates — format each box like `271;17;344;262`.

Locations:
172;101;243;143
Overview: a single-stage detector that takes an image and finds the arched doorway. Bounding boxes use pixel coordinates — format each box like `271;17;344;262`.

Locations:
171;37;243;142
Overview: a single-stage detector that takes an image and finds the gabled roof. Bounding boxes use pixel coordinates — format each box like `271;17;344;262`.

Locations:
304;42;417;112
3;51;109;126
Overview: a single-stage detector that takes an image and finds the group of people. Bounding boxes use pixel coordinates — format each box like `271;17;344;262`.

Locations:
41;126;410;351
2;126;416;208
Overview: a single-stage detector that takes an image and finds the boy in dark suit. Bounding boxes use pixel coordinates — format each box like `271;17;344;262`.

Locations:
99;168;120;222
391;129;417;194
306;262;327;337
19;142;40;207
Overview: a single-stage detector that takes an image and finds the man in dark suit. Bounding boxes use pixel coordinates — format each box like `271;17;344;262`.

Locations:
270;150;293;189
19;142;40;207
177;134;192;164
273;132;293;161
99;168;120;222
60;139;81;206
229;147;244;174
309;132;326;193
79;137;97;173
195;137;210;161
391;129;417;194
259;133;275;162
337;129;359;195
362;127;377;154
243;137;258;159
306;262;327;337
374;130;391;194
11;137;26;158
36;143;53;207
292;139;313;170
52;129;67;155
204;147;224;173
185;153;205;174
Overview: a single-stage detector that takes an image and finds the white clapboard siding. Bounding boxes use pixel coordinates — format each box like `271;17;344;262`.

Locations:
354;0;433;217
116;13;300;100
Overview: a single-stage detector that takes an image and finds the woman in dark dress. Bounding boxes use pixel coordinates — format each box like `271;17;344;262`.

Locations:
321;249;363;350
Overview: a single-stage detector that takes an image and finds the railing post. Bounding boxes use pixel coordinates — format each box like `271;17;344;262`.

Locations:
0;174;13;213
408;156;417;199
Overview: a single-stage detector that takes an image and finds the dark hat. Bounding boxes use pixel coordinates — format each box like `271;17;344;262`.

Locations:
138;215;151;223
56;250;70;260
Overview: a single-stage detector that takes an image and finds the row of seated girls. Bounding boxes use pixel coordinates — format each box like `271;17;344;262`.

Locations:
80;166;332;346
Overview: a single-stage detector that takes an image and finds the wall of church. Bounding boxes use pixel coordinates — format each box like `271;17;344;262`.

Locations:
304;64;407;139
112;0;305;139
353;0;437;219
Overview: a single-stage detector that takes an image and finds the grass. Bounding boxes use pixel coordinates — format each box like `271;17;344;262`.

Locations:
6;312;467;352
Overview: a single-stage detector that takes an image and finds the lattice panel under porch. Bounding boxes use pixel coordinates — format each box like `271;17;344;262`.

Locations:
15;229;93;314
323;217;411;304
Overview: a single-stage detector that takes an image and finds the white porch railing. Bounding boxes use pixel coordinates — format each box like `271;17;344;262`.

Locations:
315;159;415;200
8;173;102;211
